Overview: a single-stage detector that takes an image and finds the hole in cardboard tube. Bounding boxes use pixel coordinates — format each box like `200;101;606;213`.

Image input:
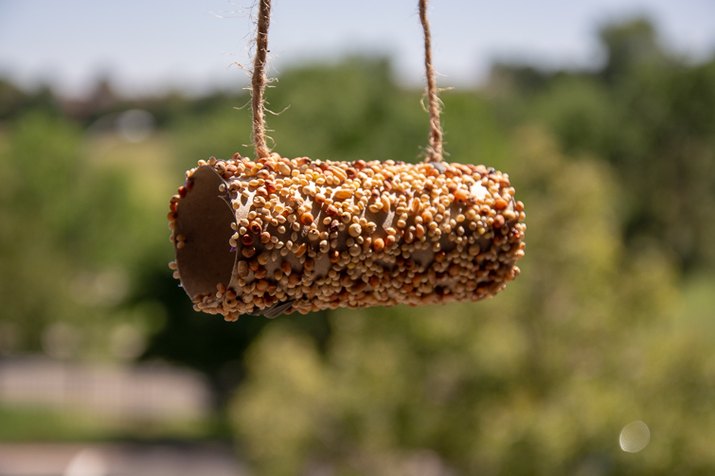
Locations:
175;165;236;299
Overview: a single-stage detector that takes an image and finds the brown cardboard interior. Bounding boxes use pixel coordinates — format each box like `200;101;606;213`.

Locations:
175;166;236;299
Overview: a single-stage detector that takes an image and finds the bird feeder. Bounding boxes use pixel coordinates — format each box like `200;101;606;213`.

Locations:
167;0;525;320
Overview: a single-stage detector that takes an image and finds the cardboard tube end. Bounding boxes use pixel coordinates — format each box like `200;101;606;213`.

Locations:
174;166;236;299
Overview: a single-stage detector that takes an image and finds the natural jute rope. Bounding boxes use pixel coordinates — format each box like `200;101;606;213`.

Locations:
250;0;445;163
419;0;444;163
251;0;271;159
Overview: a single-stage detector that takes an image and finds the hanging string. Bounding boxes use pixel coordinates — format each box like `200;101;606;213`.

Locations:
419;0;444;163
250;0;442;162
252;0;271;159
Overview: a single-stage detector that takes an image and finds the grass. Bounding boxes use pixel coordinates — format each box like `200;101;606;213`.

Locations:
0;404;222;442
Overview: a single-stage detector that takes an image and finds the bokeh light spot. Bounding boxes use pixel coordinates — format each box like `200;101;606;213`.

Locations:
619;420;651;453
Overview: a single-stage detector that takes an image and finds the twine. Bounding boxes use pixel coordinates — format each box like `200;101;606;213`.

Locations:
419;0;444;163
250;0;444;162
252;0;271;159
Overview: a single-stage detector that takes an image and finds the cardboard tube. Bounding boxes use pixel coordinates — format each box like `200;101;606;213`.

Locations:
168;154;526;320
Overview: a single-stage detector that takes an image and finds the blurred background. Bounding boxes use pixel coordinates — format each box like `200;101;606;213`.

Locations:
1;0;715;475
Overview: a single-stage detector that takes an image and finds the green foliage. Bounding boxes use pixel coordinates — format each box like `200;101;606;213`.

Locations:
0;80;61;120
599;18;666;83
0;403;215;442
517;17;715;271
531;77;616;156
0;113;159;357
611;58;715;270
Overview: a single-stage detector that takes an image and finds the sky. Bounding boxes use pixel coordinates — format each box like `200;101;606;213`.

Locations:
1;0;714;97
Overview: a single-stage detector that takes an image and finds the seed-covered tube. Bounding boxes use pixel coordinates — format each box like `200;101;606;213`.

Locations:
168;153;525;321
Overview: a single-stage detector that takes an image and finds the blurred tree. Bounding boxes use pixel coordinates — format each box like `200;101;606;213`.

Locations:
0;80;61;120
0;113;155;358
497;17;715;271
599;18;666;84
613;57;715;270
595;19;715;271
0;78;26;119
